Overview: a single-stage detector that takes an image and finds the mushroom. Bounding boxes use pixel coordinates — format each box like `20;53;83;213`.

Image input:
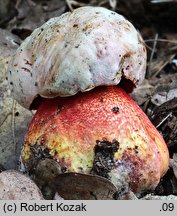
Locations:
8;6;169;199
0;170;43;199
8;6;146;110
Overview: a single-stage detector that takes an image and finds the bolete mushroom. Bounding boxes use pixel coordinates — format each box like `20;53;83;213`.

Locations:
8;6;169;199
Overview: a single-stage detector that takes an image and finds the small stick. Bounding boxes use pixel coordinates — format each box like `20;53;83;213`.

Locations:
65;0;86;11
156;112;172;129
0;112;11;129
147;33;158;78
151;0;177;3
145;38;177;44
11;99;18;169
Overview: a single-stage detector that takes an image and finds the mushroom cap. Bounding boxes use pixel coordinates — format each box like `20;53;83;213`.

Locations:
8;6;146;109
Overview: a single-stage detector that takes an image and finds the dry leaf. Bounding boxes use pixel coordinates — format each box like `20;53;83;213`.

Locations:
54;173;117;200
0;29;32;169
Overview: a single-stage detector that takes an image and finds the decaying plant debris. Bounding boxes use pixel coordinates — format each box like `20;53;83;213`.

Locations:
0;0;177;200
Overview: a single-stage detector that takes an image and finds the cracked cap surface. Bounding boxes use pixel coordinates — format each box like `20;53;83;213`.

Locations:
8;6;146;109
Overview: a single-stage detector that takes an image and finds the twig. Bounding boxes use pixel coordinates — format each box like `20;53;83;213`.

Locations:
151;0;177;3
156;112;172;129
147;33;158;78
11;99;18;169
65;0;86;11
143;98;151;114
65;0;74;11
152;54;176;78
0;112;11;129
98;0;108;6
144;43;154;51
145;38;177;44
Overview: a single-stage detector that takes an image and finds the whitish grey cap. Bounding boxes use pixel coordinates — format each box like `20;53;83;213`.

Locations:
8;6;146;109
